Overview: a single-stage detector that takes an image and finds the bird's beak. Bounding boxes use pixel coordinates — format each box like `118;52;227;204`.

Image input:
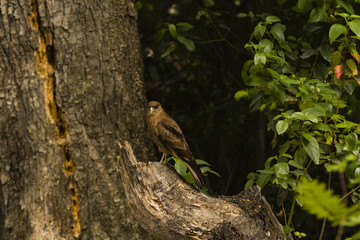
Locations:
149;107;154;114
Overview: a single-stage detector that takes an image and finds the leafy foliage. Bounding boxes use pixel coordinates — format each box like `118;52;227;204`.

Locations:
138;0;360;238
298;179;360;227
238;0;360;238
168;156;220;192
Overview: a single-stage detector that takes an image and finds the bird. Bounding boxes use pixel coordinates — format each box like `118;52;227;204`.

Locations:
146;101;205;189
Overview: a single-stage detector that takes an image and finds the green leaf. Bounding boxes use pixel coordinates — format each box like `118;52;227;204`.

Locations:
282;153;293;159
247;172;257;180
177;36;195;51
315;123;332;132
254;52;266;65
313;63;329;81
269;81;286;103
332;51;342;65
234;90;249;101
326;154;356;172
309;8;328;22
258;169;276;174
283;225;294;235
334;100;347;109
277;188;288;206
306;115;318;123
344;82;356;95
245;179;255;190
155;28;167;42
338;0;354;14
302;105;325;117
350;14;360;19
274;162;289;175
161;43;176;58
168;23;177;39
257;172;273;188
336;120;358;129
304;23;322;34
329;24;347;44
266;15;281;23
249;91;264;112
355;167;360;179
349;19;360;37
182;172;196;186
135;1;142;9
259;39;273;54
294;148;308;167
289;160;304;169
241;60;253;85
174;158;187;175
298;0;312;13
319;45;332;62
287;177;297;190
346;133;358;151
271;23;286;42
344;205;360;226
346;59;358;75
291;112;304;120
303;132;313;141
301;48;317;59
279;141;291;155
351;231;360;240
298;179;348;224
276;120;289;135
335;12;350;18
302;136;320;164
265;156;276;169
280;75;299;84
176;22;193;31
266;68;280;78
201;167;221;177
195;159;211;166
254;24;266;41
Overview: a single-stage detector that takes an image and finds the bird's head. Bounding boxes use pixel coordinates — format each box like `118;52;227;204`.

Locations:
148;101;162;115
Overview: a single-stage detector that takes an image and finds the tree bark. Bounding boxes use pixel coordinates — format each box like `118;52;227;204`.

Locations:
0;0;154;239
118;141;289;240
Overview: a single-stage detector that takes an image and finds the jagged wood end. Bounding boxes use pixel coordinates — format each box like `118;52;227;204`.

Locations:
117;141;289;240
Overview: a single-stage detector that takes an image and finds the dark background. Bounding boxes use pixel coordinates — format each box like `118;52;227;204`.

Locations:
140;0;278;195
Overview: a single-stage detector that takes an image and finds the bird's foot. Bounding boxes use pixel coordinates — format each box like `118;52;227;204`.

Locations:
160;153;167;163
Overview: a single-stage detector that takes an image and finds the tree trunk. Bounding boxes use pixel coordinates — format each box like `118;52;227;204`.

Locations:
118;141;289;240
0;1;154;239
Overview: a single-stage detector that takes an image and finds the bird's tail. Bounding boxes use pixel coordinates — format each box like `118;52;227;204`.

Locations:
184;161;205;189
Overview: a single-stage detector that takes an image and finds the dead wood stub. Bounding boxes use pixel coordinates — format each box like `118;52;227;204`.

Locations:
118;141;289;240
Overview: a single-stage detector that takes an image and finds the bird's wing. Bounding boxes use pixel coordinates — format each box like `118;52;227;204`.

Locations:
156;118;194;162
156;116;205;189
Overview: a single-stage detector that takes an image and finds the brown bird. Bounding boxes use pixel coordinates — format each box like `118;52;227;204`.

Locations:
146;101;205;189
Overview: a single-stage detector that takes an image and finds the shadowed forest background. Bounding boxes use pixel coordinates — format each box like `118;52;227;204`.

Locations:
138;0;360;239
141;0;267;195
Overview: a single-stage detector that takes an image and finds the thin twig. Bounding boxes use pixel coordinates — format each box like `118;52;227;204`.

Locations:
282;203;288;226
319;218;327;240
319;172;332;240
287;192;297;227
205;12;243;52
340;184;360;202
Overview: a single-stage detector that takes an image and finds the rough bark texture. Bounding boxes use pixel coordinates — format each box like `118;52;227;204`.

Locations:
118;141;290;240
0;1;155;239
